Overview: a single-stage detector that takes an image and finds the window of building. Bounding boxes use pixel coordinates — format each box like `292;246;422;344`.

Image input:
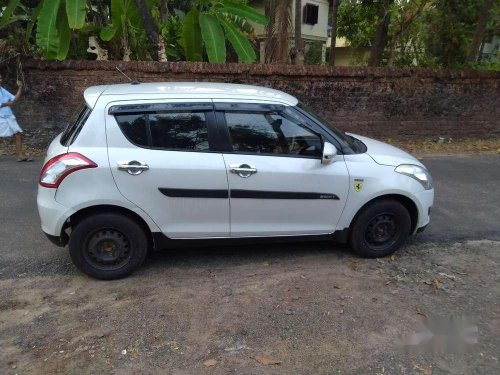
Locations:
303;3;319;25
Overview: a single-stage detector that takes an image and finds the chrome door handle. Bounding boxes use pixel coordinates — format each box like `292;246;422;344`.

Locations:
229;163;257;178
117;160;149;175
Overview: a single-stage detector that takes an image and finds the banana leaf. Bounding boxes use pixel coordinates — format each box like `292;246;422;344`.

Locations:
221;1;268;25
56;6;71;60
220;18;256;63
183;8;203;61
36;0;61;60
66;0;86;29
0;0;21;29
199;13;226;63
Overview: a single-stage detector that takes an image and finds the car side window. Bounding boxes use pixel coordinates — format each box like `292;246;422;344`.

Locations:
149;112;209;151
114;110;209;151
115;114;148;147
224;111;322;157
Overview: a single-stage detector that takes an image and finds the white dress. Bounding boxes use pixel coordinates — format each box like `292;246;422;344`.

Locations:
0;87;23;137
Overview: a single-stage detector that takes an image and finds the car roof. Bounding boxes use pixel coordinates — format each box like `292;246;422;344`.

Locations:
83;82;298;108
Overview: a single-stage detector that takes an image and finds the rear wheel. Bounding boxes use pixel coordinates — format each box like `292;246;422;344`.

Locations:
349;199;411;258
69;213;149;280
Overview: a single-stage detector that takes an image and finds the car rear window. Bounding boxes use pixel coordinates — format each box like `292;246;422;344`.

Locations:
61;104;91;146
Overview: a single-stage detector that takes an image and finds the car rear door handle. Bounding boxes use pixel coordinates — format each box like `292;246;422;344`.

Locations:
117;160;149;175
229;163;257;178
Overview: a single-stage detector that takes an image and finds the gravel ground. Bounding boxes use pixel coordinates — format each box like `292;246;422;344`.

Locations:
1;240;499;374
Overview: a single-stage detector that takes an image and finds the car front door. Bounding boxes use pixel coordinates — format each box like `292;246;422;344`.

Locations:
215;103;350;237
106;100;229;238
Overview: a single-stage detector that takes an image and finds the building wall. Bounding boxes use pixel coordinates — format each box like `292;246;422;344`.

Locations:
332;47;371;67
8;60;500;140
253;0;329;41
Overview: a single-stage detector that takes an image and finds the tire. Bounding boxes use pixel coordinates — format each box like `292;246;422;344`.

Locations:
69;213;149;280
349;199;411;258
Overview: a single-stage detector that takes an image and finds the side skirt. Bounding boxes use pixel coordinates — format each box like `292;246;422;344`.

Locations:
151;229;350;251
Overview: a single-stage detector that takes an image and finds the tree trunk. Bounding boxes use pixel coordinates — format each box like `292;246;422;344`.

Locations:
160;0;169;23
265;0;292;64
134;0;160;60
368;0;394;67
466;0;494;63
294;0;304;64
329;0;340;66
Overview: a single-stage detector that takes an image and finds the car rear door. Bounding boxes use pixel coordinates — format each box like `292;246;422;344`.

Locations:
215;103;350;237
106;100;229;238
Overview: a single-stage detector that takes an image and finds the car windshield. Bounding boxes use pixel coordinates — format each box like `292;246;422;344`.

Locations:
297;102;366;153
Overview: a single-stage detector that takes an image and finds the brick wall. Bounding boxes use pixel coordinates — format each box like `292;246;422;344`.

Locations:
6;60;500;140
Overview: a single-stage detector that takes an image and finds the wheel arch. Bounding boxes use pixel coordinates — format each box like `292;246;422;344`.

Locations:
67;204;156;249
348;194;419;235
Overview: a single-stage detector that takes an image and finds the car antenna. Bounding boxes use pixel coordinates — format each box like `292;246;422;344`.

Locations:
115;66;140;85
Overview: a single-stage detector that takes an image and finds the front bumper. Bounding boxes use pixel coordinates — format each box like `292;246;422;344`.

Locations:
413;188;434;233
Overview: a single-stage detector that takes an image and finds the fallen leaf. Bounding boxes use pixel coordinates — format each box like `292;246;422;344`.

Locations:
254;354;281;365
203;359;218;367
414;364;433;375
416;306;426;317
390;254;396;261
333;285;341;289
438;272;456;281
433;279;443;290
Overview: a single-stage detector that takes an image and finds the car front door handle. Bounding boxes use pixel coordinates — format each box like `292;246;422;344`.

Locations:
229;163;257;178
117;160;149;175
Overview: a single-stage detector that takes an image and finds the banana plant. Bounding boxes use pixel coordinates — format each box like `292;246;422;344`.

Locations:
183;0;268;63
35;0;87;60
99;0;157;60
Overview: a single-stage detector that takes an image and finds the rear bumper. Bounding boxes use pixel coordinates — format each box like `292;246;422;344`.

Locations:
37;186;74;237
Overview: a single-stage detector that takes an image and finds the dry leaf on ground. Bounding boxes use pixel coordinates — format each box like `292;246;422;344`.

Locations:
254;354;281;365
203;359;218;367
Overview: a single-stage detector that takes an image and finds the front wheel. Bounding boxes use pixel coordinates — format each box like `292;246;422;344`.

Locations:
349;199;411;258
69;213;149;280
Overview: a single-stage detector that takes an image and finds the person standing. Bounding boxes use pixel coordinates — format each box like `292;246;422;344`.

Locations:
0;73;32;162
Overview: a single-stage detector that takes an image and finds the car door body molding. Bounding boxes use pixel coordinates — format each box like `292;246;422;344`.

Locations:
158;188;339;200
158;188;229;199
230;190;339;200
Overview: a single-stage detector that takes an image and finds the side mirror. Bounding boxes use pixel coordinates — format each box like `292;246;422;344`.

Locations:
322;142;337;164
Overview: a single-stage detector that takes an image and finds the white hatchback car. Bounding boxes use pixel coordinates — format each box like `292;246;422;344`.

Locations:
37;82;434;279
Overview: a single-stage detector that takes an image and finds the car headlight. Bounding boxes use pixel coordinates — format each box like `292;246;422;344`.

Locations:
395;164;433;190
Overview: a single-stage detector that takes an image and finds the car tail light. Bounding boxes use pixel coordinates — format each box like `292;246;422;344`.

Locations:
39;153;97;188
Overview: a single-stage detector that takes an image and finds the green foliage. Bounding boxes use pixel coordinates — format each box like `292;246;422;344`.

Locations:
66;0;87;29
303;40;323;65
17;0;87;60
36;0;62;60
159;9;185;61
337;1;378;48
181;0;267;63
1;0;497;69
183;8;203;61
220;17;256;63
199;13;226;62
0;0;22;29
424;0;483;67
